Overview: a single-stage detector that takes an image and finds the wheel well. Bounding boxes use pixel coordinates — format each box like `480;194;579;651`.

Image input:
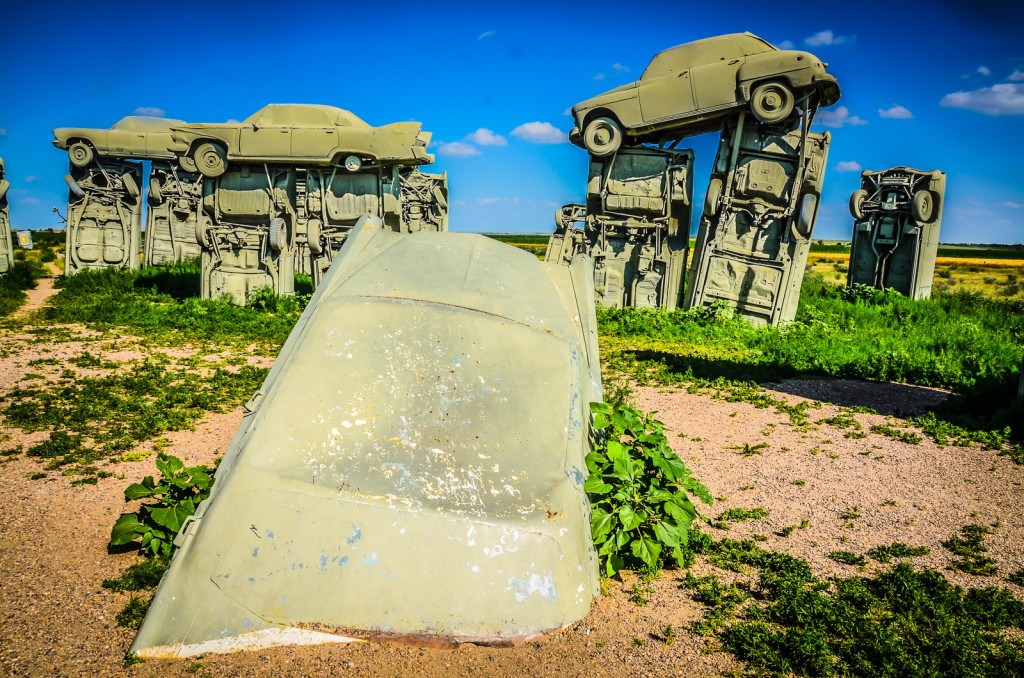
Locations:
188;138;225;156
582;109;622;130
745;77;794;102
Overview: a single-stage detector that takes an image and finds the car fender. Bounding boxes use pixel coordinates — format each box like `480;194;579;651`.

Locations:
736;54;816;100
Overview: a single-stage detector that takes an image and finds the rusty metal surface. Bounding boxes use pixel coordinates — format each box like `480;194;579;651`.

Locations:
131;220;601;657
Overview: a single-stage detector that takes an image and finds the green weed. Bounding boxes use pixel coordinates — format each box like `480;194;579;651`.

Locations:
115;594;151;629
829;550;867;566
944;525;999;576
868;542;930;563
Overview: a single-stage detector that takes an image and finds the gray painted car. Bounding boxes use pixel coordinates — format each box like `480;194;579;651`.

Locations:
570;33;840;155
130;219;602;657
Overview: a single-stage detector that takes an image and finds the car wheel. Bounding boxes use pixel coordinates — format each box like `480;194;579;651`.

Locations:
148;177;164;205
306;218;323;255
583;117;622;157
849;189;868;219
195;216;213;247
68;142;94;169
0;179;9;202
122;173;140;199
178;155;198;173
912;190;937;223
750;83;795;124
193;143;227;178
268;217;287;252
795;193;818;238
703;177;723;218
64;174;85;199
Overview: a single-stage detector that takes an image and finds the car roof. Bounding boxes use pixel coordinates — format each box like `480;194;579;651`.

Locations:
111;116;188;131
642;32;776;80
243;104;370;128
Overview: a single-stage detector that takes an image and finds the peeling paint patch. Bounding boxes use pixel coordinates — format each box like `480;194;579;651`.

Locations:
505;571;557;603
346;526;362;545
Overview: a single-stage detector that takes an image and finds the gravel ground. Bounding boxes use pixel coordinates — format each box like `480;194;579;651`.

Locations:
0;308;1021;677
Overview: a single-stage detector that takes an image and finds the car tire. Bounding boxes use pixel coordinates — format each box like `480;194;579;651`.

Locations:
849;189;868;219
179;155;198;173
122;173;140;199
583;117;622;157
750;82;795;124
912;190;937;223
193;143;227;178
65;174;85;199
795;193;817;238
268;217;287;252
704;177;723;218
195;216;212;247
68;142;94;169
148;177;164;205
306;218;323;255
0;179;9;202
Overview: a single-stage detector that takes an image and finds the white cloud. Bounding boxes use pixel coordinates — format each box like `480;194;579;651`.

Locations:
1003;200;1023;209
777;39;794;49
834;160;862;173
0;128;6;137
878;104;914;119
18;196;41;205
977;65;992;76
562;108;572;116
465;128;507;146
477;30;495;40
134;106;165;117
816;106;868;128
941;83;1024;116
593;72;606;80
612;63;630;73
510;121;566;144
1008;70;1024;82
24;175;42;182
435;141;481;157
804;30;855;46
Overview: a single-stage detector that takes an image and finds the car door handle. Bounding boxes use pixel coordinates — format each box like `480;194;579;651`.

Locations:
677;70;689;77
728;59;739;65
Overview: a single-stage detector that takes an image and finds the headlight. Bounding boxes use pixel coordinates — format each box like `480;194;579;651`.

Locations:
344;155;362;172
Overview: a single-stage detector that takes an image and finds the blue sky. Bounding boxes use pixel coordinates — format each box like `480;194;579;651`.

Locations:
2;0;1022;243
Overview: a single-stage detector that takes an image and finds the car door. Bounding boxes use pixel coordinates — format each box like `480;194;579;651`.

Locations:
689;41;746;112
639;71;696;124
238;124;290;159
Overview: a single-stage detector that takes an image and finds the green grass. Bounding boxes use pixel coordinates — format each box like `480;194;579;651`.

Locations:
684;537;1024;676
0;260;46;316
43;262;305;348
599;274;1024;443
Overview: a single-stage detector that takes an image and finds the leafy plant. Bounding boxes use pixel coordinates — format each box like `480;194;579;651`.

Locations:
115;594;151;629
943;524;999;576
829;550;867;566
586;402;712;575
110;453;214;559
867;542;930;563
102;558;169;592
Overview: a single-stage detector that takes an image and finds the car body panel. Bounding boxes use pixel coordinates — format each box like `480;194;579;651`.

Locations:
0;158;12;275
686;114;831;325
144;161;205;267
847;167;946;299
570;33;840;144
52;116;185;161
63;159;143;274
130;223;601;657
546;146;693;310
170;105;434;166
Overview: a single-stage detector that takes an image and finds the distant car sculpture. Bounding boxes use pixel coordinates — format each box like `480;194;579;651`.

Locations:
847;167;946;299
130;218;601;657
686;112;831;325
569;33;840;156
0;158;12;275
144;161;204;267
546;145;693;309
53;116;186;167
168;104;435;178
63;160;143;275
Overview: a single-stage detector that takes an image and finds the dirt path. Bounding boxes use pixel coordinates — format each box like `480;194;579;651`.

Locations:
13;276;58;318
0;324;1021;676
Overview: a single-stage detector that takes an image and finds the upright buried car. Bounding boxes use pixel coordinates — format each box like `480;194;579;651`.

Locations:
570;32;840;155
53;116;186;167
169;104;435;178
0;158;12;275
847;167;946;299
130;218;602;657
